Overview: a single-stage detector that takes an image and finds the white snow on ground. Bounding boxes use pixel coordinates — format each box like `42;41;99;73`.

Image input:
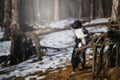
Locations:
25;75;45;80
83;18;109;25
33;18;108;29
0;49;72;80
0;41;11;56
87;26;108;33
40;26;108;49
48;19;74;29
0;32;3;39
0;18;109;80
0;28;11;56
32;23;48;29
32;19;74;29
40;30;75;49
83;18;109;33
0;28;3;39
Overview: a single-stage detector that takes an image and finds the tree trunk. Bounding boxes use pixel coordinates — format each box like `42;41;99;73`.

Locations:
0;0;4;27
2;0;11;40
10;0;21;64
90;0;94;19
54;0;59;21
111;0;120;23
33;0;40;23
78;0;82;19
30;0;34;24
104;0;112;17
110;0;120;78
10;0;42;64
10;0;20;35
98;0;104;18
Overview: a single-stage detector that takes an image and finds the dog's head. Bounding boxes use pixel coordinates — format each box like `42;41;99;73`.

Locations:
71;20;82;29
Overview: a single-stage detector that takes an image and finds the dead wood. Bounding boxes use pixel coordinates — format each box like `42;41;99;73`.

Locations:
0;32;43;67
26;32;42;60
83;22;109;27
32;22;110;36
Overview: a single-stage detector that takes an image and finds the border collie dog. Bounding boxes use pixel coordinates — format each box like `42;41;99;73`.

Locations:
71;20;89;71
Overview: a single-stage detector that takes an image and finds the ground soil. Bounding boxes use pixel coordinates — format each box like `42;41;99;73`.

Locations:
6;55;120;80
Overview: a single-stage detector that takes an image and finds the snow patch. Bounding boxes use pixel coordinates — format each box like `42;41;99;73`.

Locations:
0;32;3;39
83;18;109;25
0;41;11;56
40;30;75;49
49;19;74;29
25;75;45;80
87;26;108;33
0;50;72;79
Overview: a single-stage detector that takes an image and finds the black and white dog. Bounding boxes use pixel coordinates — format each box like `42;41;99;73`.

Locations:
71;20;89;71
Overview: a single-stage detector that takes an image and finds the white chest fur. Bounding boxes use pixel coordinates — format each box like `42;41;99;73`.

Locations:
74;29;86;47
74;29;86;38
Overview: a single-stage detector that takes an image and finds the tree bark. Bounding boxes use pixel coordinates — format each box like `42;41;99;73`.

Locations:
10;0;20;35
90;0;94;19
98;0;104;18
2;0;11;40
0;0;4;27
110;0;120;78
33;0;40;23
30;0;34;24
10;0;20;64
111;0;120;23
78;0;82;19
54;0;59;21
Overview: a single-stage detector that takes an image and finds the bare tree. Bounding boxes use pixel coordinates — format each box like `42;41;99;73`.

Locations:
2;0;11;40
110;0;120;78
90;0;94;19
30;0;34;24
33;0;40;23
78;0;83;19
0;0;4;27
98;0;104;18
54;0;59;21
10;0;20;35
10;0;42;63
10;0;21;64
111;0;120;23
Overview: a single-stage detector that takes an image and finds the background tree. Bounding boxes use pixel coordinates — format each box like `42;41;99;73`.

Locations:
104;0;112;17
78;0;83;19
110;0;120;78
111;0;120;23
2;0;11;40
10;0;42;64
10;0;21;64
0;0;4;27
90;0;94;19
10;0;20;35
98;0;104;18
54;0;59;21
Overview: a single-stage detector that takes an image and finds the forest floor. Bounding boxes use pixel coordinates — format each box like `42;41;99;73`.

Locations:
1;18;119;80
7;56;120;80
15;57;93;80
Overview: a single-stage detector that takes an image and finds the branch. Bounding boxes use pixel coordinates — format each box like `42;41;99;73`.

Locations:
32;22;110;36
